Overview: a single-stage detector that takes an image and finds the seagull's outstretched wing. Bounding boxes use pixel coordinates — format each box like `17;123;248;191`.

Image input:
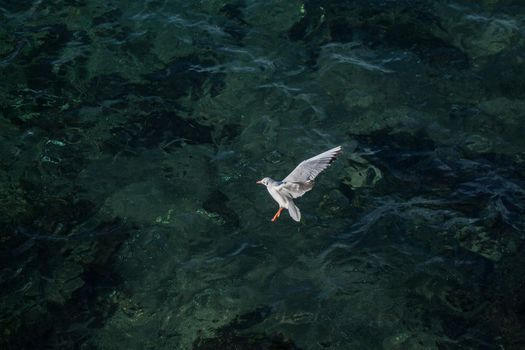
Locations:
283;146;342;183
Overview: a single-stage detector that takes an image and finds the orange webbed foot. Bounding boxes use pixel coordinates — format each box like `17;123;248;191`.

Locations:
271;207;284;222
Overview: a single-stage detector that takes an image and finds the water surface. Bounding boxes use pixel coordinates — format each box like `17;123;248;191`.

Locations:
1;0;525;349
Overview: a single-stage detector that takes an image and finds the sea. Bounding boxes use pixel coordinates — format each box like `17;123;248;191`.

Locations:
1;0;524;349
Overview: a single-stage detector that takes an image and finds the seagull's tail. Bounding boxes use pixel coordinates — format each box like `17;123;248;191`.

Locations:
288;201;301;222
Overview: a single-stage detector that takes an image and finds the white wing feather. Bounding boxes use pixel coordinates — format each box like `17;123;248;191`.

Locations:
278;181;314;199
283;146;342;183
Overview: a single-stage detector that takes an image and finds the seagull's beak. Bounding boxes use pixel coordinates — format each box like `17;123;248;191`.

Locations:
256;180;263;184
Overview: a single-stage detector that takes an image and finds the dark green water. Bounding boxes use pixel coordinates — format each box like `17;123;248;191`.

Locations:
1;0;525;349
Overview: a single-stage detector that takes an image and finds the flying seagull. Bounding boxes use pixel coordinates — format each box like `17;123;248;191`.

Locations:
256;146;342;222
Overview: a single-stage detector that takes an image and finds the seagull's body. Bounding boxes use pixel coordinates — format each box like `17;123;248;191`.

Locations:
256;146;342;222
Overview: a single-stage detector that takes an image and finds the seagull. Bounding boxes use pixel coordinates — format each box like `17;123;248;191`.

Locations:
256;146;342;222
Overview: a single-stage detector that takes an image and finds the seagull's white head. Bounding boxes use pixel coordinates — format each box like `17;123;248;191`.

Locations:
256;177;271;186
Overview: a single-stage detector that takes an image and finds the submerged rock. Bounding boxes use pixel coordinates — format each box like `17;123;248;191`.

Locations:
455;225;504;261
450;15;521;60
383;332;438;350
0;172;31;224
243;0;304;34
342;153;382;189
0;30;18;60
193;306;301;350
45;263;85;305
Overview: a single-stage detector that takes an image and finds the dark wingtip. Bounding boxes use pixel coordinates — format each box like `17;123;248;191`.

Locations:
328;146;343;164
